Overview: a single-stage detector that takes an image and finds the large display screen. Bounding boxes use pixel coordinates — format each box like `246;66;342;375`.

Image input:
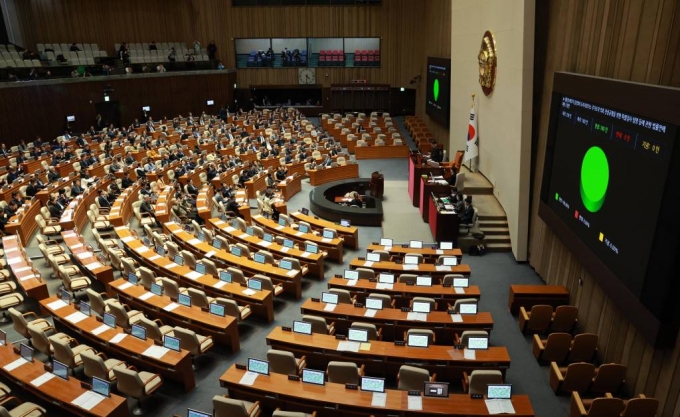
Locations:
540;72;680;348
544;95;675;297
425;57;451;127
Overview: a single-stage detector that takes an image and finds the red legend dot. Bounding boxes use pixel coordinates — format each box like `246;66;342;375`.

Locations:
574;210;579;219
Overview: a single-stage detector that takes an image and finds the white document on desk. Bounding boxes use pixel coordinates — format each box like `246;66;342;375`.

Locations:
451;314;463;323
14;266;30;273
142;345;169;359
407;395;423;410
364;309;377;318
31;372;56;387
407;312;427;321
363;261;374;267
165;262;179;269
485;399;516;414
19;275;37;281
135;246;150;254
402;265;419;271
464;349;476;360
258;241;272;247
435;265;452;272
204;251;215;258
323;303;336;312
76;252;93;260
3;358;28;371
139;292;155;301
71;243;83;249
117;282;133;291
71;391;106;411
242;289;256;296
46;299;68;311
454;287;465;294
346;280;358;287
121;236;135;243
286;270;297;277
65;311;88;324
239;371;259;386
371;392;387;407
280;247;289;253
109;333;127;344
436;249;444;255
7;258;22;265
322;238;332;243
295;231;304;236
163;302;180;312
188;238;201;245
85;262;103;270
213;281;227;289
376;283;393;290
185;271;203;280
337;341;360;352
300;251;310;257
148;255;161;261
91;324;110;336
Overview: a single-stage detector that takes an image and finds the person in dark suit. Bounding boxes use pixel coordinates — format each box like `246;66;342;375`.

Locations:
186;179;199;196
430;144;444;163
26;179;39;197
47;167;60;183
9;192;22;208
7;167;21;183
460;196;474;224
121;173;134;189
97;190;111;209
0;201;18;232
48;196;63;218
225;197;243;219
140;195;162;228
0;143;9;157
70;179;83;197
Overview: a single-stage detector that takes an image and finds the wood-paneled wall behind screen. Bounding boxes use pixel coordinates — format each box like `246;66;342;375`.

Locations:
0;72;235;143
530;1;680;416
13;0;451;142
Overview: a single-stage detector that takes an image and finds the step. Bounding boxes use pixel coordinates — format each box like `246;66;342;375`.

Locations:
479;219;508;226
478;214;507;221
483;235;511;244
485;242;513;252
480;226;509;235
464;186;494;195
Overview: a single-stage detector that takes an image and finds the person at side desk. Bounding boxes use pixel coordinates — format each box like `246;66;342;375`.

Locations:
9;192;22;208
225;197;243;219
47;167;60;183
121;172;134;189
25;178;40;197
0;200;18;232
454;192;465;214
6;167;21;184
70;179;84;197
48;196;63;218
186;179;199;196
97;190;111;209
460;196;474;224
140;195;162;228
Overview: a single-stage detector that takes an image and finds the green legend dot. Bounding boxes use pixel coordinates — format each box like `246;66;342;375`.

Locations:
433;79;440;102
580;146;609;213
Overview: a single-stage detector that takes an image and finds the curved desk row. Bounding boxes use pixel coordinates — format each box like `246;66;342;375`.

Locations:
40;296;196;392
299;298;493;345
165;221;303;299
326;277;480;311
0;344;128;417
349;259;472;280
2;236;49;301
62;230;114;285
252;214;344;262
289;210;358;249
209;218;325;279
266;327;510;383
59;178;113;231
108;278;239;349
220;365;534;416
113;226;274;322
5;199;41;244
353;144;410;159
308;163;360;186
366;243;462;261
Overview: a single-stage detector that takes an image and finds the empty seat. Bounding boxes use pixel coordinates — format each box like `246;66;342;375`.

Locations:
326;361;363;385
267;349;306;376
463;370;503;395
549;362;596;395
301;314;335;335
113;367;163;415
550;305;578;333
533;332;572;364
620;395;659;417
519;305;553;333
570;392;625;417
81;350;126;384
212;395;260;417
590;363;626;396
397;365;433;391
568;333;598;363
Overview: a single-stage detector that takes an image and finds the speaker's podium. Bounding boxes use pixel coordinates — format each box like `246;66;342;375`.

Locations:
370;171;384;199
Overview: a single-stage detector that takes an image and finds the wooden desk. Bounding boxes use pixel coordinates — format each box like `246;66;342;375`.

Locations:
87;163;108;180
108;185;139;227
21;156;49;174
429;194;460;242
60;178;112;231
327;278;480;310
266;327;510;383
165;221;302;298
354;145;410;159
420;178;451;223
308;163;359;186
0;345;129;417
252;214;344;262
154;186;174;224
300;299;493;344
2;236;49;300
289;210;359;250
220;365;534;416
210;218;325;279
196;186;213;224
366;244;462;261
244;169;271;199
278;173;302;202
349;259;471;279
115;226;275;322
408;155;444;207
508;285;570;314
285;161;307;178
5;200;40;245
41;296;196;392
61;230;114;285
108;278;239;350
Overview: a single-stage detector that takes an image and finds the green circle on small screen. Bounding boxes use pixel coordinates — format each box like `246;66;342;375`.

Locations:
580;146;609;213
433;79;440;101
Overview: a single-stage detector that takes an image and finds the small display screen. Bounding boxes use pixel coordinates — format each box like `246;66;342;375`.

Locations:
131;324;146;340
92;376;111;397
298;224;309;233
412;301;431;313
301;368;325;385
409;240;423;249
212;238;222;249
340;219;351;227
178;293;192;307
230;246;242;257
248;279;262;291
209;303;225;317
322;230;334;239
487;384;512;399
80;302;91;316
263;233;273;243
164;335;181;352
416;276;432;287
453;278;469;288
103;313;116;328
442;257;458;266
321;292;338;304
219;271;232;283
366;252;381;262
195;263;206;274
20;343;33;362
151;283;163;296
254;253;266;264
301;208;309;215
293;320;312;335
439;241;453;250
378;273;394;284
468;337;489;350
404;255;419;265
424;382;449;397
305;243;318;254
52;360;69;380
344;270;359;280
380;238;393;247
361;376;385;393
174;255;184;266
459;303;478;315
407;334;429;348
283;239;294;248
365;298;383;310
247;358;269;375
188;409;212;417
279;259;293;270
348;328;368;342
128;273;138;285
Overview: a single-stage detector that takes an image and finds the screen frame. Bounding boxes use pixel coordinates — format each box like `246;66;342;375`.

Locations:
360;376;385;393
292;320;312;335
538;72;680;348
301;368;325;386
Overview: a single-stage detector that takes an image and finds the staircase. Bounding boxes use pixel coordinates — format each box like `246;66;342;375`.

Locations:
479;215;512;253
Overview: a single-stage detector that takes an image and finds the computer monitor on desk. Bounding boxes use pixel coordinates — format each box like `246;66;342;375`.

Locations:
487;384;512;399
188;409;212;417
247;358;269;375
404;255;419;265
293;320;312;335
301;368;325;385
366;252;381;262
361;376;385;393
92;376;111;397
380;238;393;247
378;273;394;284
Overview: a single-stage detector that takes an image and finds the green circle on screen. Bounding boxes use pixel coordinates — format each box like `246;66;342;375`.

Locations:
580;146;609;213
433;79;440;101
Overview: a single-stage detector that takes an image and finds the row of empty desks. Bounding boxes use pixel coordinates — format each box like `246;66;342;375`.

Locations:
0;344;129;417
349;259;471;280
289;211;359;249
2;236;49;300
220;365;534;416
366;243;463;261
266;327;510;382
40;296;196;392
299;299;493;345
209;218;326;279
326;278;480;310
165;221;304;299
108;278;239;349
62;231;114;285
113;226;275;322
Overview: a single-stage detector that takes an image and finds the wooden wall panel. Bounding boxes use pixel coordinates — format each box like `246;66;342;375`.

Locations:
529;1;680;416
0;72;235;144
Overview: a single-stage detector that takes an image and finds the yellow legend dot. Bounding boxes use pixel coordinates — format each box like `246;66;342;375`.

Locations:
599;233;604;242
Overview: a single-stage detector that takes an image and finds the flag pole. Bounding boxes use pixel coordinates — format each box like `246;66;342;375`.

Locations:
471;93;477;173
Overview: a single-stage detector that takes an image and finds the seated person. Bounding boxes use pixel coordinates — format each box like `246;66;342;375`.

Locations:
47;167;60;183
459;196;474;224
0;201;18;232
